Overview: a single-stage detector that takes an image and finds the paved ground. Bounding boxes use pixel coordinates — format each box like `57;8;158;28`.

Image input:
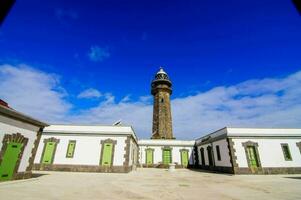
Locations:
0;168;301;200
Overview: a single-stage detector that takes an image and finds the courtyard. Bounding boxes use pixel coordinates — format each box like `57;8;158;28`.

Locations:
0;168;300;200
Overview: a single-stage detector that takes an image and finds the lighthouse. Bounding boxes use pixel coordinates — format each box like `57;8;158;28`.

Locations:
151;67;174;139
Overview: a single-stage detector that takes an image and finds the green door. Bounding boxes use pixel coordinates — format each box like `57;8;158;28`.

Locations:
101;143;113;166
41;142;56;164
0;142;23;181
246;146;259;168
163;149;171;164
181;151;189;167
146;149;153;165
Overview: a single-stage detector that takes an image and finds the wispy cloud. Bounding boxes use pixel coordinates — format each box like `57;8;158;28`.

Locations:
78;88;102;99
70;99;152;134
0;64;71;122
88;46;110;62
121;95;131;102
139;95;152;103
172;71;301;138
1;64;301;139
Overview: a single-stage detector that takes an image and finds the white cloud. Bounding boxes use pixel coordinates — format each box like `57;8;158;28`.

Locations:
139;95;152;103
103;93;115;104
1;64;301;140
78;88;102;99
88;46;110;62
171;71;301;139
69;101;152;135
68;70;301;139
121;95;131;102
0;64;71;122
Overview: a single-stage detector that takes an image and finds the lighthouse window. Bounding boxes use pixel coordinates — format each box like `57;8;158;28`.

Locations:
161;98;164;103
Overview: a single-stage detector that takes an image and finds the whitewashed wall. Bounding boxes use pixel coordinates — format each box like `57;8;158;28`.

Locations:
233;138;301;168
197;144;209;165
34;135;127;166
129;139;138;167
0;115;39;172
213;139;231;167
139;145;194;165
196;139;232;167
128;139;134;166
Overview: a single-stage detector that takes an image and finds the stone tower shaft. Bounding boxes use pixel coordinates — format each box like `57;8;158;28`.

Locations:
151;68;174;139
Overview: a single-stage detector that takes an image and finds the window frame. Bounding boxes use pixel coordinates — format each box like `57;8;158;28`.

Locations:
206;146;214;166
200;147;205;165
242;141;262;171
296;142;301;154
66;140;76;158
99;139;117;167
281;143;292;161
215;145;221;161
145;148;154;165
40;137;60;164
180;149;189;167
161;147;172;165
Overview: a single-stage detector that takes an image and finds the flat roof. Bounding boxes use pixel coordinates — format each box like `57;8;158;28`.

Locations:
195;127;301;143
43;124;138;141
0;105;48;127
138;139;195;146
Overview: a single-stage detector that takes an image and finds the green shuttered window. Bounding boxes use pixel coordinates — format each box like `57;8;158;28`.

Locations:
66;141;76;158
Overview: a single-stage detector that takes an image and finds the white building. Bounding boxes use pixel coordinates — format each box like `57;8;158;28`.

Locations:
34;124;139;173
139;139;195;168
195;127;301;174
0;101;48;181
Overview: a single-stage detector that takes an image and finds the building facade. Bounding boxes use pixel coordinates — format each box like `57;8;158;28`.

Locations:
139;139;195;168
195;127;301;174
0;101;48;181
34;125;139;173
3;67;301;178
143;68;196;168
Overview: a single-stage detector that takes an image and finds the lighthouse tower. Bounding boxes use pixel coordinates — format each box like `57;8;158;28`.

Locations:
151;67;174;139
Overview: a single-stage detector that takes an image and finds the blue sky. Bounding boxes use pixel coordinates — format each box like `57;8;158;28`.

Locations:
0;0;301;139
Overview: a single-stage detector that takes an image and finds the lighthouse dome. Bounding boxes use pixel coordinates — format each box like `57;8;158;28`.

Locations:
151;67;172;91
155;67;170;81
